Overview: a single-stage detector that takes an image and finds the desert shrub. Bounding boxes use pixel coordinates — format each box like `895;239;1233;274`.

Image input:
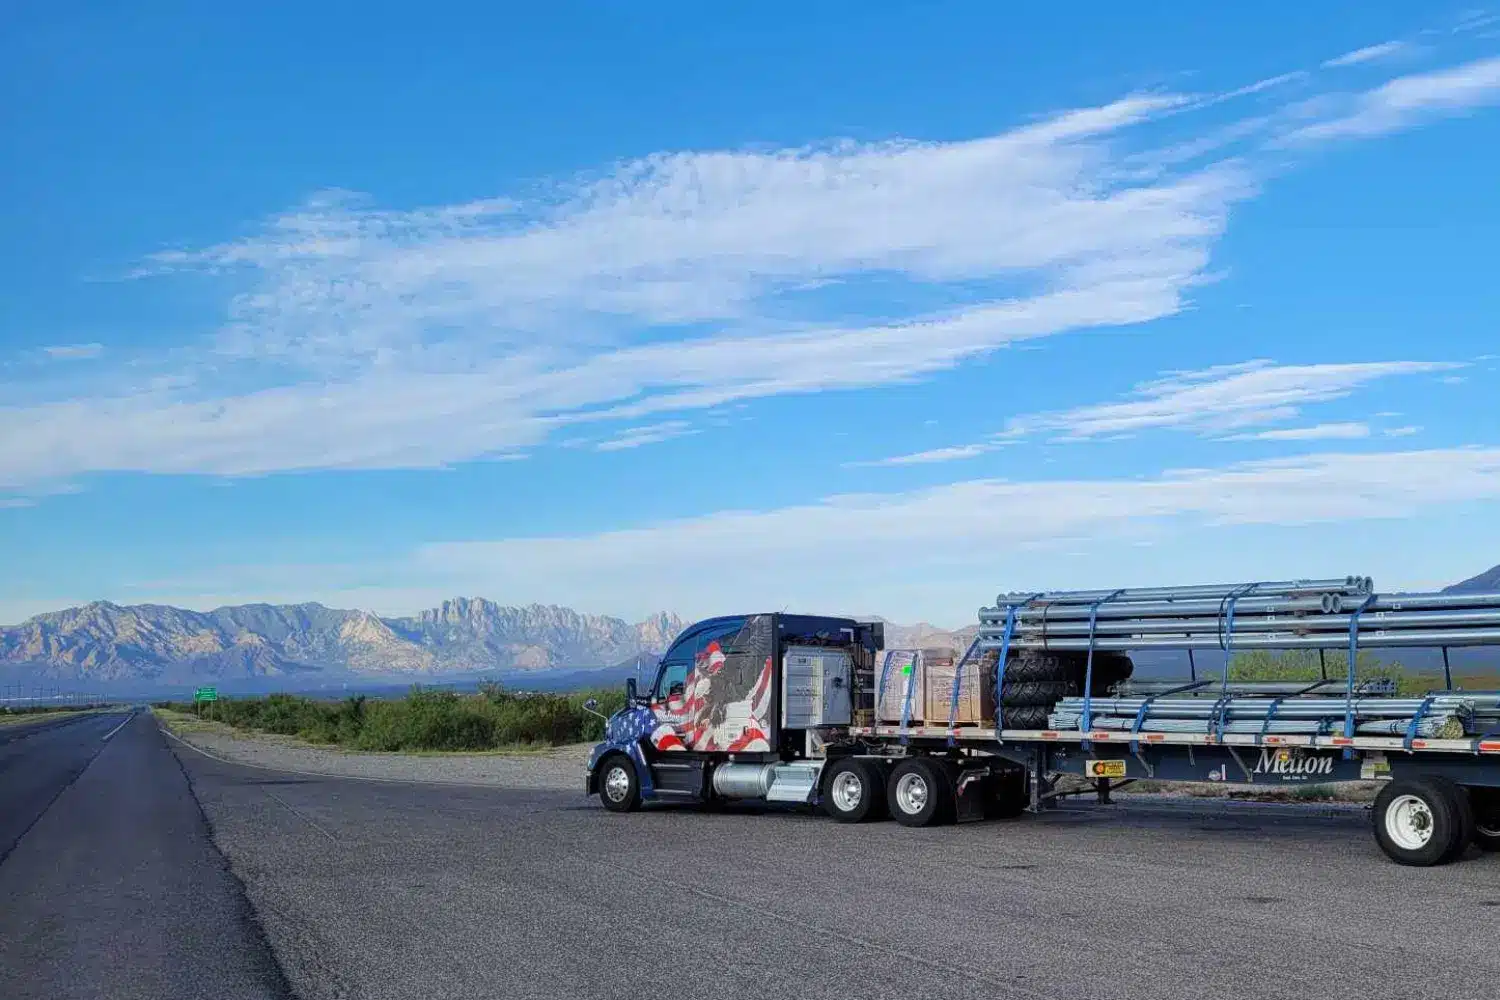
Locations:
188;680;633;751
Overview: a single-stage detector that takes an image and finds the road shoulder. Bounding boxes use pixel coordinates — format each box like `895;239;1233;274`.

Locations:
154;709;587;790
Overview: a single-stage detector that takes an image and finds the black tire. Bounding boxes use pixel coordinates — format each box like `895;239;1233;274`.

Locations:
822;758;886;823
597;753;642;813
1000;705;1052;730
1003;651;1075;683
1440;777;1476;862
1073;652;1135;695
1000;680;1075;707
1470;787;1500;851
982;766;1031;820
887;758;955;827
1372;776;1466;866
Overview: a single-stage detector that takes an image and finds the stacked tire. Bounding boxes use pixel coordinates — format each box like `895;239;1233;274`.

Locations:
998;650;1134;729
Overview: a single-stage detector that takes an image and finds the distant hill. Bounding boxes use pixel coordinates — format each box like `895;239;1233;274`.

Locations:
0;599;685;684
1446;564;1500;594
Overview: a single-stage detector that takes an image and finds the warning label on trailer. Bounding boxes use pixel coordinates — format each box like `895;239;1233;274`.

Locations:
1085;759;1128;779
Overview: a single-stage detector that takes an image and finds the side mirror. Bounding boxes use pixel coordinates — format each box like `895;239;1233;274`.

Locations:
626;678;639;705
582;697;606;721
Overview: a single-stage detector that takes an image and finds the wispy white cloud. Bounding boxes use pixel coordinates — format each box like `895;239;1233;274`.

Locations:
1221;421;1372;441
412;446;1500;615
7;49;1500;496
850;443;1000;467
863;359;1458;464
593;420;697;452
1286;54;1500;141
1384;425;1423;437
41;343;104;361
1323;41;1409;69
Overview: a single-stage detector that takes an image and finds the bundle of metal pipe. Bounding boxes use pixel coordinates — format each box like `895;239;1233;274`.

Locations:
977;577;1500;652
1113;679;1398;697
1049;695;1485;719
1045;712;1468;740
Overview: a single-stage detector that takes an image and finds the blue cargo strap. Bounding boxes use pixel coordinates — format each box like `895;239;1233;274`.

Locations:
1131;680;1209;752
1404;695;1437;750
993;596;1040;741
1216;582;1264;697
1080;590;1126;749
1208;693;1236;743
946;636;983;747
1260;697;1284;740
1344;592;1377;758
899;649;920;744
876;650;896;727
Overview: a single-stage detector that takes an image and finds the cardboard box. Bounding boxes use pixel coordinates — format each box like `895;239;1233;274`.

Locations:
874;647;997;725
874;649;924;722
923;647;998;726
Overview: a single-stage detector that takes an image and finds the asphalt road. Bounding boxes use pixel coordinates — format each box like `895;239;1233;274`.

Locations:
0;711;293;1000
175;738;1499;1000
5;718;1499;1000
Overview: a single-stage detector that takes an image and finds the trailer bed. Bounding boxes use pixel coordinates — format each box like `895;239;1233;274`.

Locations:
851;724;1500;755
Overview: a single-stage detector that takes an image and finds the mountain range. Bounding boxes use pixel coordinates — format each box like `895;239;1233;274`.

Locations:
0;598;685;685
4;564;1495;687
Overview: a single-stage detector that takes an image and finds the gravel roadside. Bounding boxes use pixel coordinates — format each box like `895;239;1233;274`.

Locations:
153;709;589;791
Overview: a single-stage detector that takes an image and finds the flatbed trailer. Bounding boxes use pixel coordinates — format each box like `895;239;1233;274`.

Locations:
584;577;1500;867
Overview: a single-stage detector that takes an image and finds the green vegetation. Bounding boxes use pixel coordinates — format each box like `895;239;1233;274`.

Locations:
0;702;111;717
155;683;627;752
1219;649;1420;694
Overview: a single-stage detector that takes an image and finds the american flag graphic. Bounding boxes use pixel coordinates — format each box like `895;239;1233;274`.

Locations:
647;640;773;753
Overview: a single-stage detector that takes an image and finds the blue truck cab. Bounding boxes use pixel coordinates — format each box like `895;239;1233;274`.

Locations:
584;612;884;811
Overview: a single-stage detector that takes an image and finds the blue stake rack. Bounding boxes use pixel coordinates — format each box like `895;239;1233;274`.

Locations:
991;595;1040;742
946;636;983;747
1080;590;1125;751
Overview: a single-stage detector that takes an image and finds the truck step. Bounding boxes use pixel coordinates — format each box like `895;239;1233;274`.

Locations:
763;763;822;804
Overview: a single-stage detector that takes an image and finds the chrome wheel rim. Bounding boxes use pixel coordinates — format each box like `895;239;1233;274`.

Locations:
604;765;631;803
1385;794;1434;850
830;771;864;813
895;772;929;816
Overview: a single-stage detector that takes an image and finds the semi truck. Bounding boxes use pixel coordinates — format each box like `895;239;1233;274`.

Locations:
583;576;1500;867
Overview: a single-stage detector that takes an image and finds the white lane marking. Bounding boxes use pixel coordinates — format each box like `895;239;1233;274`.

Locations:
101;714;134;742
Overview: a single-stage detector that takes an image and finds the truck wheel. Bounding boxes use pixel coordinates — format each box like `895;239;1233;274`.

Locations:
888;758;955;828
1372;776;1466;866
598;754;642;813
983;767;1031;820
823;759;886;823
1471;787;1500;851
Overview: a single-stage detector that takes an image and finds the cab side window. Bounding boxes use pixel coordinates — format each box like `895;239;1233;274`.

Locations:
654;661;689;702
652;618;744;702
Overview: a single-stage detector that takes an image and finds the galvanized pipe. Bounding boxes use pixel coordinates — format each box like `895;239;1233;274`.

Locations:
1113;680;1397;697
987;627;1500;651
980;594;1342;623
1005;607;1500;638
1049;696;1487;717
995;577;1371;607
1048;713;1467;740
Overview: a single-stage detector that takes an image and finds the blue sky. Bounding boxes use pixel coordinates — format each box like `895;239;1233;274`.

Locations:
3;2;1500;627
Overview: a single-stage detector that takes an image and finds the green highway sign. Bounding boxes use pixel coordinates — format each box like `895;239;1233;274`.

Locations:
193;687;219;703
